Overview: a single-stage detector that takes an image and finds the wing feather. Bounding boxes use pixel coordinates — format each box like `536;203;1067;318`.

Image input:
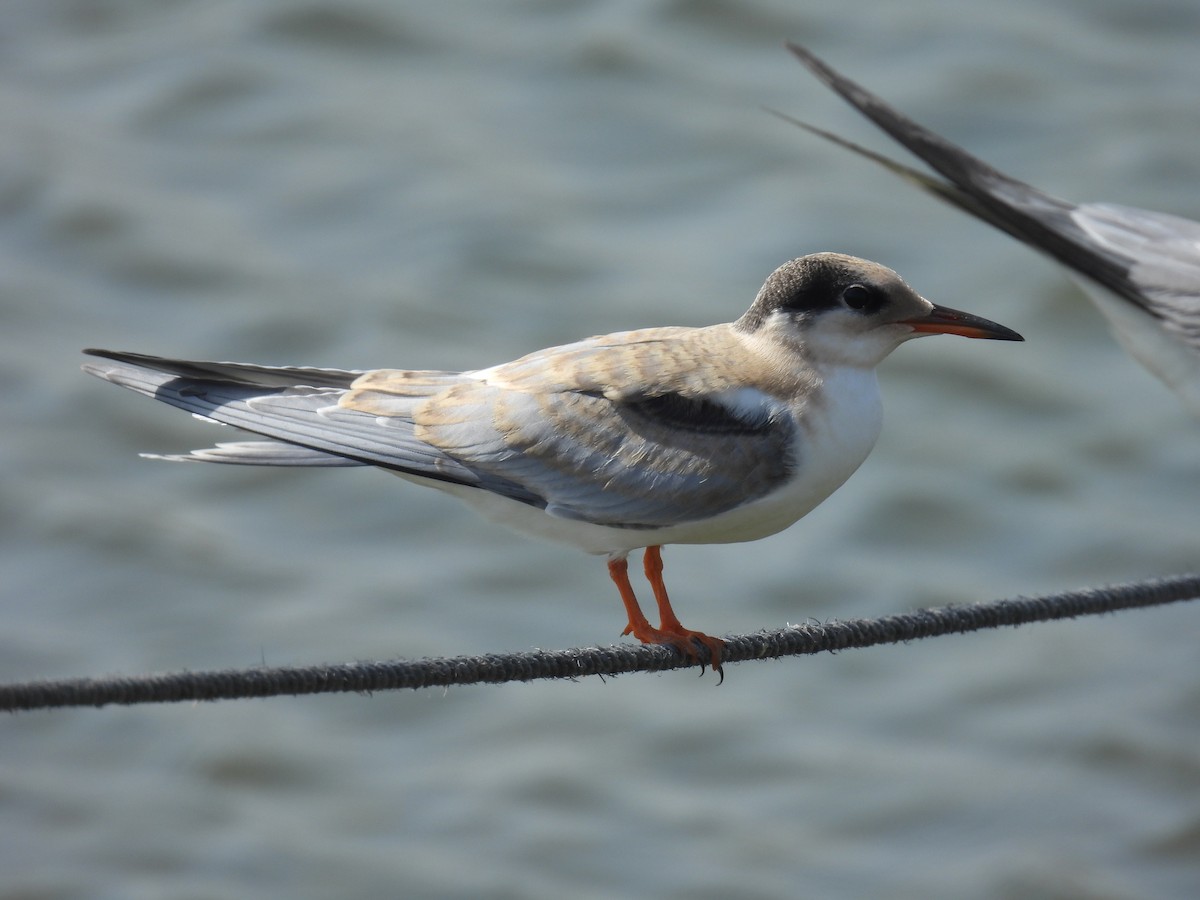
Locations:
86;327;799;529
782;44;1190;324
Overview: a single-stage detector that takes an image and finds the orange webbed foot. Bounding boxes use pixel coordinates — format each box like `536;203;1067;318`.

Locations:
623;620;725;679
608;548;724;681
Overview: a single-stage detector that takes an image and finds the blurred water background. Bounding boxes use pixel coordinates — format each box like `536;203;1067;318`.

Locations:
2;2;1198;898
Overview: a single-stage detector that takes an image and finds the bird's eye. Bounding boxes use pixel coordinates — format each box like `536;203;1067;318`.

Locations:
842;284;874;311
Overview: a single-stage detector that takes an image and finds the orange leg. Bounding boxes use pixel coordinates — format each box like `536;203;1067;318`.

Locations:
609;554;656;639
607;547;724;675
643;546;724;673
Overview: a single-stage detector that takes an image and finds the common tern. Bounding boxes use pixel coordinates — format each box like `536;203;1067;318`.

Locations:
84;252;1022;674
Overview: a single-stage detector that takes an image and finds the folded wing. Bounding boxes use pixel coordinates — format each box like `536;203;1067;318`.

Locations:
84;333;797;529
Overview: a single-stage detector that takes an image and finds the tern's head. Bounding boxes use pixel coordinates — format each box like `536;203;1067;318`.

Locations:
734;252;1022;368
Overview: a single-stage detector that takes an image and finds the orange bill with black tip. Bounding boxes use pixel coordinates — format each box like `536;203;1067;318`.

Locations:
901;304;1024;341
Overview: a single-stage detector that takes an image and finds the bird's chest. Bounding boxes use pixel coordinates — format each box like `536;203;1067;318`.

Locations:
764;366;884;519
796;366;885;478
686;366;883;544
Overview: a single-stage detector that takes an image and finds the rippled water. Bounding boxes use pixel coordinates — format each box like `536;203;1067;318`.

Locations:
3;2;1198;897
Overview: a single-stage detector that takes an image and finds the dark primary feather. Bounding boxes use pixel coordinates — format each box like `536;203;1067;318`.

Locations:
783;42;1149;316
83;349;365;389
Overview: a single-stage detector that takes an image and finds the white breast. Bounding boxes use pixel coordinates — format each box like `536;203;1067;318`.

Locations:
674;364;883;545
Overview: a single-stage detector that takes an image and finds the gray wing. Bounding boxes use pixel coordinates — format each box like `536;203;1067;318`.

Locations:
339;331;798;528
395;380;795;528
84;344;797;528
82;349;543;504
1070;203;1200;346
783;42;1200;345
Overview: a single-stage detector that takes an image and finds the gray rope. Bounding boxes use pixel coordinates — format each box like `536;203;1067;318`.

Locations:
3;573;1197;712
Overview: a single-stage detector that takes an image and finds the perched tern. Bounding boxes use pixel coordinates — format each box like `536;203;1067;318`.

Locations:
782;43;1200;417
84;252;1021;675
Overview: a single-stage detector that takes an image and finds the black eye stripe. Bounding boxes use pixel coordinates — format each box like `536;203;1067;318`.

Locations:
733;255;908;333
